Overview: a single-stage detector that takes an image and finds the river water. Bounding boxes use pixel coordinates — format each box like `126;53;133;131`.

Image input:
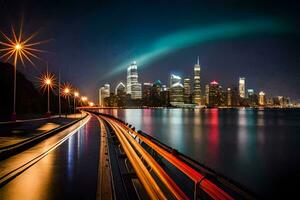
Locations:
99;108;300;198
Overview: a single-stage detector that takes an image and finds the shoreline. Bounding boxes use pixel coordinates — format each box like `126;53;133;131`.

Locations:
96;106;300;109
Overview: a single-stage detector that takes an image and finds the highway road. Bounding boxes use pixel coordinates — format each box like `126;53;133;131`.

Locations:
0;115;101;200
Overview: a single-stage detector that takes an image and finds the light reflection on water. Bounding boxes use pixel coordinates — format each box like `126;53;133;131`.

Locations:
98;108;300;197
68;133;74;180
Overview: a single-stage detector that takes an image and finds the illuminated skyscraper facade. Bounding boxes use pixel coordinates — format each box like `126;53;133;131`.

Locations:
169;74;184;105
206;81;223;107
183;78;191;103
239;77;246;98
99;83;110;107
115;82;126;96
259;91;266;106
227;88;232;106
142;82;153;99
127;61;142;99
131;83;142;99
169;74;181;87
205;84;209;105
170;83;184;105
193;57;201;105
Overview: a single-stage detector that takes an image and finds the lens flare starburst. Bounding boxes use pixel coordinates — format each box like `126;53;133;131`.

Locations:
0;23;49;66
39;72;56;92
61;83;72;97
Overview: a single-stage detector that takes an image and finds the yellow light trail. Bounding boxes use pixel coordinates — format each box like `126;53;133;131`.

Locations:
103;116;189;200
104;116;234;200
103;117;167;200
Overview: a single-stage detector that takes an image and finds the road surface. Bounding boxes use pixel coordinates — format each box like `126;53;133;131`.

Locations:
0;115;101;200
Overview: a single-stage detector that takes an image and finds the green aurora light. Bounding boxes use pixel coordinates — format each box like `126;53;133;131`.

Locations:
105;18;292;78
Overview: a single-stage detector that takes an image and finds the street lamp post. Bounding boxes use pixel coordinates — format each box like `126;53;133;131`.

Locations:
0;25;48;121
45;78;51;116
62;85;72;118
74;91;79;115
64;87;70;116
11;43;22;120
40;72;55;118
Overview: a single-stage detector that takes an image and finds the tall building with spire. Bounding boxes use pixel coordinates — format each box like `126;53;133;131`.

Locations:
126;61;142;99
193;57;201;105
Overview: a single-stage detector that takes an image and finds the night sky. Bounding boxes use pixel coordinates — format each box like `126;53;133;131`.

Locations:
0;0;299;102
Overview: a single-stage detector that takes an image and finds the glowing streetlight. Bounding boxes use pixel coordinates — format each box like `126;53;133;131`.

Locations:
61;83;72;116
81;96;87;101
39;72;55;116
89;102;94;107
15;43;22;50
81;96;88;106
0;23;48;120
45;78;51;85
64;87;70;94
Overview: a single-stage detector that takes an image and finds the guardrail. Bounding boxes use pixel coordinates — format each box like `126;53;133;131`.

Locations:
103;116;189;199
91;111;255;200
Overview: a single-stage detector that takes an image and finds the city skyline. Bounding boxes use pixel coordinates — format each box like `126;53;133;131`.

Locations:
0;2;299;199
99;58;293;107
0;1;299;102
97;53;299;104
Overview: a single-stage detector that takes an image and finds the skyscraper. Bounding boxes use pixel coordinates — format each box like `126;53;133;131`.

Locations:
126;61;142;99
205;84;209;105
183;78;191;104
239;77;246;98
99;83;110;107
259;91;266;106
99;88;104;106
247;89;254;97
193;57;201;105
170;83;184;105
115;82;126;107
247;89;257;106
115;82;126;96
170;74;184;105
169;74;181;87
273;96;290;107
227;88;232;106
131;83;142;99
142;82;153;99
206;80;223;107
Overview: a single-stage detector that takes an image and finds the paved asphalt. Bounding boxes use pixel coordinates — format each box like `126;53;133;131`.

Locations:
0;115;101;200
0;116;79;148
